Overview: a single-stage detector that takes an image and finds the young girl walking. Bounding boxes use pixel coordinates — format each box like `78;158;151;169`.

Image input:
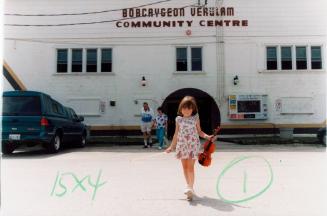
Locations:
165;96;213;201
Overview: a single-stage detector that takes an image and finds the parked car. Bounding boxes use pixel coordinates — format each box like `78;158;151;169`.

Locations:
1;90;88;154
317;127;326;146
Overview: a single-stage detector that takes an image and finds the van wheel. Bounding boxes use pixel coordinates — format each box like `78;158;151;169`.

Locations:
2;143;15;155
47;134;61;153
76;132;87;148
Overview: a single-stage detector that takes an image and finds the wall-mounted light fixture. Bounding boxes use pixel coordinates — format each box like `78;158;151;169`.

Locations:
110;100;116;106
233;75;239;85
141;76;147;87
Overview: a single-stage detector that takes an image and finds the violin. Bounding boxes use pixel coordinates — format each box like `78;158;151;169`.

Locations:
198;126;221;167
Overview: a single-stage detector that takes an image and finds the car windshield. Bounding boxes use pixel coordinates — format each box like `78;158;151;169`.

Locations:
2;96;41;116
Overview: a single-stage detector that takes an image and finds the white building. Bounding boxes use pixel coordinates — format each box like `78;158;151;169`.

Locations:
3;0;327;136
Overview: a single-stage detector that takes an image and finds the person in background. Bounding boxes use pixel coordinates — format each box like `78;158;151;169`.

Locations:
153;107;168;150
140;102;154;148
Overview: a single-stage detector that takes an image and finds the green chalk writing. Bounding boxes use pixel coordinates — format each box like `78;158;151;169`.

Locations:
216;156;273;204
88;170;107;201
50;170;107;201
50;171;60;196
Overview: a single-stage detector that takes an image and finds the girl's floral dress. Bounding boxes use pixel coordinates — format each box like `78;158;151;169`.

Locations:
175;114;201;159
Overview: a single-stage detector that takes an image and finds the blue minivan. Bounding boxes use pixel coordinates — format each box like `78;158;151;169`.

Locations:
1;91;88;154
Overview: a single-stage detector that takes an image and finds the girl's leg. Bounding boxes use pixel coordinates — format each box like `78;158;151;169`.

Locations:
187;159;196;189
181;159;190;187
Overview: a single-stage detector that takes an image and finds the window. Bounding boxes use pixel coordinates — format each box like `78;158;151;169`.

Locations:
71;109;79;120
67;108;78;120
311;46;322;69
72;49;83;72
57;104;65;115
281;47;292;70
2;96;41;116
51;102;59;114
51;101;65;115
176;48;187;71
87;49;97;72
57;49;68;73
265;45;323;71
101;49;112;72
266;47;277;70
191;47;202;71
296;46;307;69
56;48;114;73
176;47;203;72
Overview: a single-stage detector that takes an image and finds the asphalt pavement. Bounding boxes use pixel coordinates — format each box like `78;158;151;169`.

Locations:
1;142;326;216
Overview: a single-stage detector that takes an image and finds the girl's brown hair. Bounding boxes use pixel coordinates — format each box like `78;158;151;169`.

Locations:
177;96;198;116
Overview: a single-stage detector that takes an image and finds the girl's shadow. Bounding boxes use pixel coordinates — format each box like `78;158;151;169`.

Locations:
189;195;249;212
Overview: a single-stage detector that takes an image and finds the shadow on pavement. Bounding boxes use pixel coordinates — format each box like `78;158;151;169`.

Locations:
190;196;248;212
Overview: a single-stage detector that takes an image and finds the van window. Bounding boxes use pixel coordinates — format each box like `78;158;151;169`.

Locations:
57;104;65;116
69;109;79;120
43;96;53;114
51;101;65;116
51;102;59;114
66;109;73;119
2;96;41;116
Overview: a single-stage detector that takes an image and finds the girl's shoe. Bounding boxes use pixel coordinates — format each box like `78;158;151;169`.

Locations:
184;187;193;201
186;190;193;201
183;187;190;194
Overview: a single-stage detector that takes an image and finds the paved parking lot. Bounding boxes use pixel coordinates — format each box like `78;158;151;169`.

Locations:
1;142;326;216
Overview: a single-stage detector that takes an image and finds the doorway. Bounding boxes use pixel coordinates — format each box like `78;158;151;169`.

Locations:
161;88;220;138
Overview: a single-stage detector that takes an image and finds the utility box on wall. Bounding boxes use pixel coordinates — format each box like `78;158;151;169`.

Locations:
228;95;268;120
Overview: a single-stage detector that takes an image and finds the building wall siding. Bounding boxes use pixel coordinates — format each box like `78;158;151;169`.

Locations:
3;0;326;127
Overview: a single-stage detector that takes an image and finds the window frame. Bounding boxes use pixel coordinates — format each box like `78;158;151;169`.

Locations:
86;48;98;73
71;48;83;73
100;48;113;73
263;44;324;72
55;47;114;74
266;46;278;71
311;46;323;70
191;47;203;71
295;46;308;70
281;46;293;70
176;46;188;72
175;46;204;73
56;49;68;73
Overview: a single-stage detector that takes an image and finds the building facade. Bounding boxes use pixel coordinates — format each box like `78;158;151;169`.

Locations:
3;0;327;135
